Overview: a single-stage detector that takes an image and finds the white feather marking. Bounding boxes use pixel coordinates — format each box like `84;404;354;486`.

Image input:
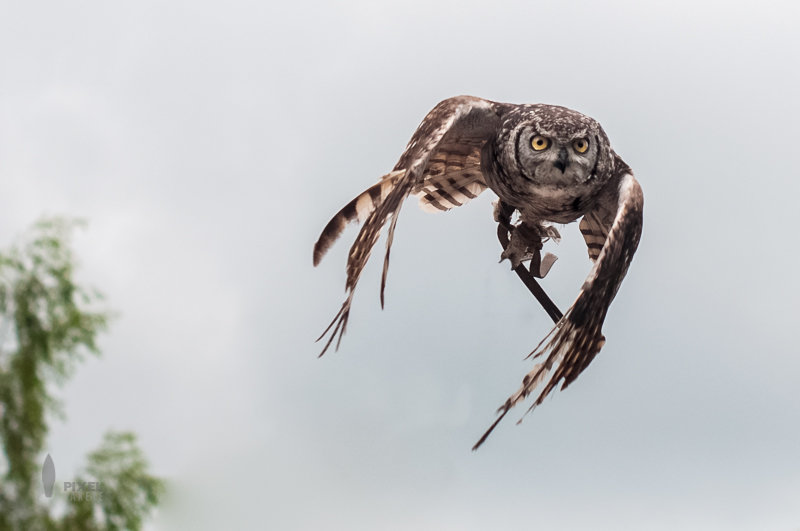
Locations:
355;194;374;223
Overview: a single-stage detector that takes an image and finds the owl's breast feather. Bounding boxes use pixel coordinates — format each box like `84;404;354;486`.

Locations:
518;182;600;224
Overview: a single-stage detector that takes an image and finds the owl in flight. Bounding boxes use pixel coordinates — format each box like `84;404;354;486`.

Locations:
313;96;643;449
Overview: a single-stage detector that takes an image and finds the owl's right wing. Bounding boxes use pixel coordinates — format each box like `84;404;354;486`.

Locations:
313;96;505;355
312;142;487;269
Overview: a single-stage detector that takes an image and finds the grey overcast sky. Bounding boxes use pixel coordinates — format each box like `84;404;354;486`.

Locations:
1;1;799;529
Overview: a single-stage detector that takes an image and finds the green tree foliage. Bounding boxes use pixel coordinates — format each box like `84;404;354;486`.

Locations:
0;218;164;530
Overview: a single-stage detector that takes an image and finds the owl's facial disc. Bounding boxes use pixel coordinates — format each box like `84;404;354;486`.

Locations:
513;126;597;186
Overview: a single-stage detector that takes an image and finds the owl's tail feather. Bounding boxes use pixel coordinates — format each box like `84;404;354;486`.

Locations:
313;170;405;266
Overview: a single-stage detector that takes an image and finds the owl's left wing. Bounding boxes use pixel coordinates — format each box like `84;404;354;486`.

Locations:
315;96;505;355
473;172;643;450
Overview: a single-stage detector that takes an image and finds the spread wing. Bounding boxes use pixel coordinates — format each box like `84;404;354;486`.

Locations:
314;96;504;355
312;143;487;268
473;172;643;450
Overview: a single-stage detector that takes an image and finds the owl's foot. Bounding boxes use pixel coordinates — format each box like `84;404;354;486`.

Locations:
500;221;560;276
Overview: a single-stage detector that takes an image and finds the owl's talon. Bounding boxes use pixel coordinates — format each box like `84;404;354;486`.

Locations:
499;247;525;269
543;225;561;243
501;219;557;272
500;233;530;268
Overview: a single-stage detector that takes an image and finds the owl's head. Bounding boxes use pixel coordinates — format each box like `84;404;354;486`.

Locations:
493;104;614;187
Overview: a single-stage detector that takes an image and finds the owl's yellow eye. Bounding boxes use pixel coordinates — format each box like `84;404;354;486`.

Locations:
531;136;550;151
573;138;589;153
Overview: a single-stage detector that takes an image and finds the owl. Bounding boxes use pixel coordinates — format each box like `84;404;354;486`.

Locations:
313;96;643;449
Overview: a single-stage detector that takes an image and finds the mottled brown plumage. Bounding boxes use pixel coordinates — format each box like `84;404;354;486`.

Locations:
313;96;644;449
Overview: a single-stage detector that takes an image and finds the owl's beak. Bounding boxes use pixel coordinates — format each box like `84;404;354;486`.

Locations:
553;147;569;173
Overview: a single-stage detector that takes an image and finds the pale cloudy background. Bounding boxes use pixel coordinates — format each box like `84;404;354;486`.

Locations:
1;1;799;529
